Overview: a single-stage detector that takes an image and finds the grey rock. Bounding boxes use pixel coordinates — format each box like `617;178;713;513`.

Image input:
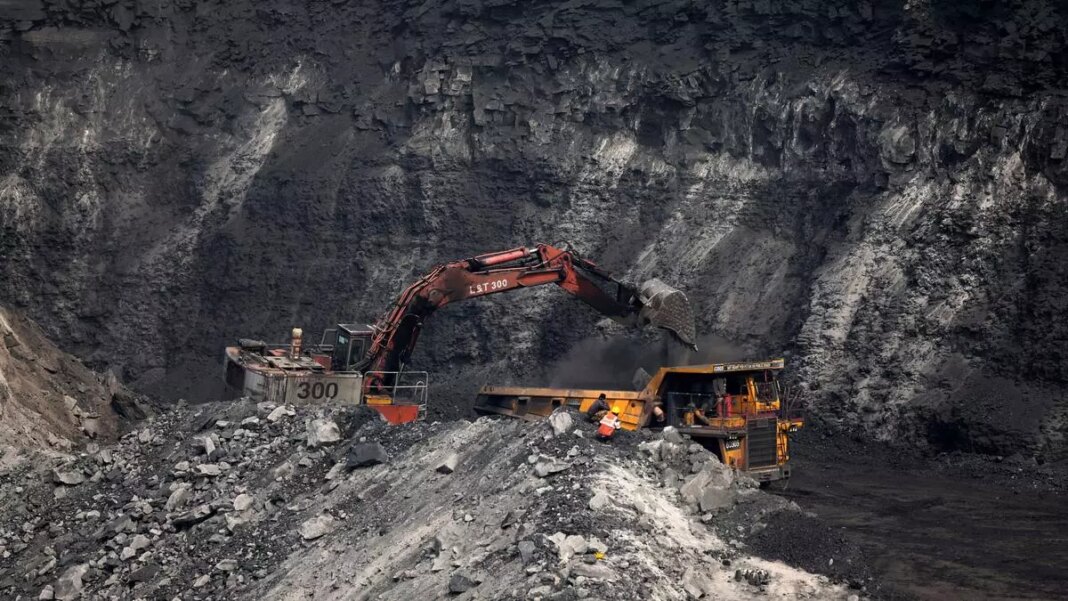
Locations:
682;567;715;598
128;563;159;583
129;534;150;552
53;564;88;600
233;493;254;512
548;410;573;436
448;572;476;594
171;504;214;529
662;467;681;490
194;435;216;457
267;405;295;422
588;492;610;511
533;457;569;478
165;485;192;511
527;585;553;598
52;468;85;486
346;442;388;469
325;462;345;480
552;533;587;562
197;463;222;477
570;562;616;580
306;418;341;447
879;124;917;164
661;426;685;444
215;559;239;572
518;540;536;564
436;452;459;474
38;584;54;600
679;459;735;512
300;514;335;540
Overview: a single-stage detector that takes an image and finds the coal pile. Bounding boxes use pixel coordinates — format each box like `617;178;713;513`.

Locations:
0;401;855;600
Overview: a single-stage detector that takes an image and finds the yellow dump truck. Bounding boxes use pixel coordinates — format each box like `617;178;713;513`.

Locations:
474;359;803;483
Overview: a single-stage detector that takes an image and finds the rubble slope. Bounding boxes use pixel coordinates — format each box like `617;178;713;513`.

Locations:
0;304;125;450
0;401;855;600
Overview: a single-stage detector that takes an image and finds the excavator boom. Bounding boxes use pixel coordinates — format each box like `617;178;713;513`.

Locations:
359;243;696;377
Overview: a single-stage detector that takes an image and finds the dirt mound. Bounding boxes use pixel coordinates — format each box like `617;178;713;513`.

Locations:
0;401;856;600
0;305;143;450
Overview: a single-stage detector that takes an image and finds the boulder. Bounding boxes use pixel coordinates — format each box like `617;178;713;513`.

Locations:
300;514;335;540
679;460;735;513
550;533;588;562
346;442;388;469
571;562;616;580
52;468;85;486
53;564;88;601
233;493;254;512
682;567;715;598
435;453;459;474
306;419;342;447
548;410;573;436
193;435;216;457
661;426;685;444
533;457;569;478
165;485;192;511
267;405;295;422
171;504;214;529
128;563;159;584
324;462;345;480
518;540;536;564
588;492;610;511
197;463;222;477
448;572;476;594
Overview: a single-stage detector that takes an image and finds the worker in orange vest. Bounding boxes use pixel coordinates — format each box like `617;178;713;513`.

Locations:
597;406;622;440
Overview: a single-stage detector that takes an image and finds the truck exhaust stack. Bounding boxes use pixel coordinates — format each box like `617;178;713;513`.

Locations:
638;278;697;349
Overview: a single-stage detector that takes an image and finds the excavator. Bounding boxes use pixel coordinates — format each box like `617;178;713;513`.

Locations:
223;243;696;424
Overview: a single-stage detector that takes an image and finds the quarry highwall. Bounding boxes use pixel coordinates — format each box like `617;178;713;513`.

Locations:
2;0;1067;458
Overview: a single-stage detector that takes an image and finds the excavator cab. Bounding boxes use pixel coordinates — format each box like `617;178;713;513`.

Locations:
331;324;374;372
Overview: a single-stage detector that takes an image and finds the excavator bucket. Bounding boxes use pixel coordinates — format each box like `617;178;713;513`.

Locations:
637;278;697;349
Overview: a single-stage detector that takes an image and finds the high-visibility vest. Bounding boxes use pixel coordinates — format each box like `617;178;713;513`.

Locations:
597;414;620;438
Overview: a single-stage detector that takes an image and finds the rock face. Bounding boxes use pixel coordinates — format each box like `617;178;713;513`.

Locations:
2;1;1068;457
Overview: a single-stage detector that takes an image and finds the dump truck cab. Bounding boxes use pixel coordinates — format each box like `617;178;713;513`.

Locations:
653;360;802;482
474;359;803;483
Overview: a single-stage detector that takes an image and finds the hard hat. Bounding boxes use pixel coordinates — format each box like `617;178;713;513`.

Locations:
611;406;621;415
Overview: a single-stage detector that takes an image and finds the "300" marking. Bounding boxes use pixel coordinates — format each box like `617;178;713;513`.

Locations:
296;381;339;400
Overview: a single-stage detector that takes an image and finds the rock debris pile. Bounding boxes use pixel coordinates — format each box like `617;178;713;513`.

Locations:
0;402;856;600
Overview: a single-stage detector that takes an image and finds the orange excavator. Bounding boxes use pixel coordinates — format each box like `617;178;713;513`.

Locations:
224;243;696;423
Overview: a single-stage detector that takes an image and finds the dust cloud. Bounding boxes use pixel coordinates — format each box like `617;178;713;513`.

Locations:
545;332;756;390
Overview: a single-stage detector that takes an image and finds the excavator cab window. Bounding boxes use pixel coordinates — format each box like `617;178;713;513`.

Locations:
333;324;373;371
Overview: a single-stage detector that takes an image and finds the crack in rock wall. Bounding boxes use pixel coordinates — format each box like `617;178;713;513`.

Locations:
2;0;1067;458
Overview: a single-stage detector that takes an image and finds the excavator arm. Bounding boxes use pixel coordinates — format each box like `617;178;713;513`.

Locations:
357;243;696;380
